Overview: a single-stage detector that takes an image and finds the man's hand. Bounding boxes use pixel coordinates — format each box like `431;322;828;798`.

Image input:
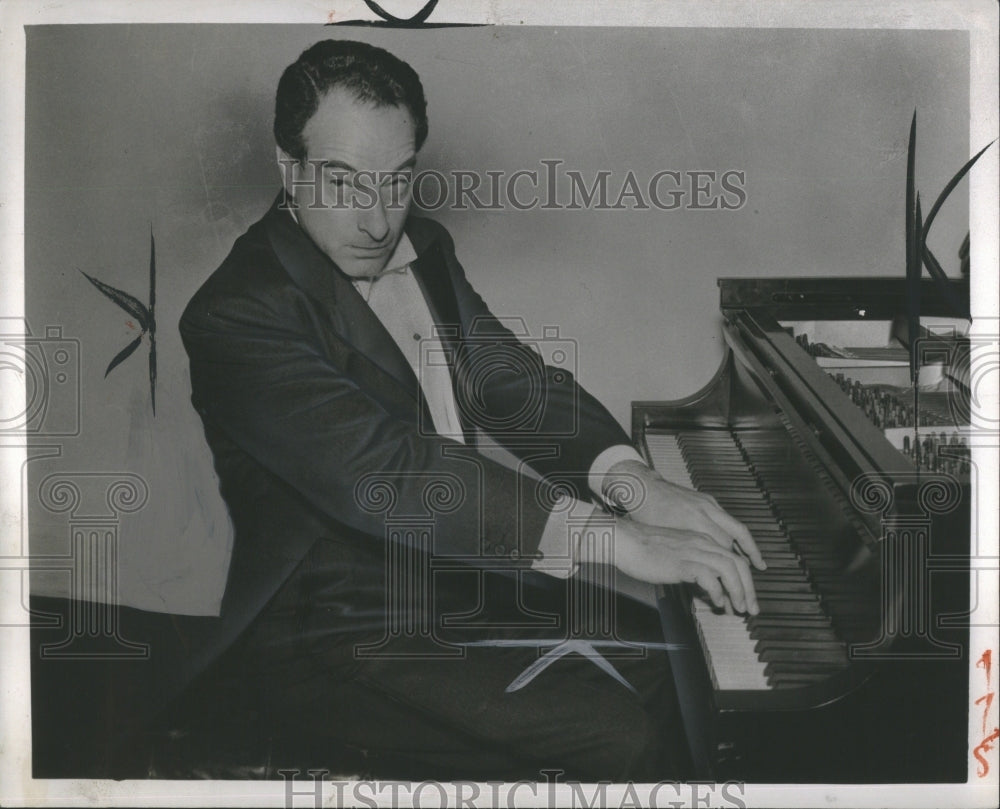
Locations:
579;515;761;615
603;459;765;568
597;458;766;613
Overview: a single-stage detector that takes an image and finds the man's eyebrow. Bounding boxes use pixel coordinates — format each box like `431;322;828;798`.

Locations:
321;159;358;174
319;157;416;174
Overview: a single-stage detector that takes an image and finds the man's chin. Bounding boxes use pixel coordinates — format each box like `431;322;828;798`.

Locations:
337;257;391;279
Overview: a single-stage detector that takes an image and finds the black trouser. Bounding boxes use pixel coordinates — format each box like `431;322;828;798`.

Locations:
225;536;689;782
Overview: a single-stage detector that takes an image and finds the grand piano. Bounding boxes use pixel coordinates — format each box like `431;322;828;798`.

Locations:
633;277;972;782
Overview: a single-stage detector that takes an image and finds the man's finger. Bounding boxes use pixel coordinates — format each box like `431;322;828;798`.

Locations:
690;548;749;613
687;563;728;610
703;505;749;543
688;514;736;552
730;524;766;571
704;511;766;570
716;549;759;614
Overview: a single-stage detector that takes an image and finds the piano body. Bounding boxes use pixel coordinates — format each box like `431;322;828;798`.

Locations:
634;277;972;782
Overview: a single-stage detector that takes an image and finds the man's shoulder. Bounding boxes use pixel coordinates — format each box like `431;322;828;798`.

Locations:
179;210;294;329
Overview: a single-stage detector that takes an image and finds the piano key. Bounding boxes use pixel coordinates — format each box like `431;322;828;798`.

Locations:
755;638;846;649
759;647;849;664
748;615;834;628
756;598;826;613
753;582;815;595
765;660;844;678
750;626;842;642
773;677;829;689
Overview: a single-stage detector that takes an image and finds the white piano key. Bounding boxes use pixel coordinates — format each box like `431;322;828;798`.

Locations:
692;597;770;691
644;432;695;488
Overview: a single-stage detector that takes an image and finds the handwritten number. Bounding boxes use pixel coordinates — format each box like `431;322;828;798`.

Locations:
975;650;997;777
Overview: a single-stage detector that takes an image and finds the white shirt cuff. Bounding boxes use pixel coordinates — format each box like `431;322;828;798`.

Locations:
531;446;646;578
588;444;646;500
530;496;599;579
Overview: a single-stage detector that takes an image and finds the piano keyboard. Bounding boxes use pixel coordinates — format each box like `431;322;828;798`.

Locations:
645;430;851;691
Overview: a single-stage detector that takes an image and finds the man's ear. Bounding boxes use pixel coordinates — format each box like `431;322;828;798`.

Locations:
275;145;297;196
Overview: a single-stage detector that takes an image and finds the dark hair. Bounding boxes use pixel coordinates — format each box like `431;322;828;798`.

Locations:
274;39;428;162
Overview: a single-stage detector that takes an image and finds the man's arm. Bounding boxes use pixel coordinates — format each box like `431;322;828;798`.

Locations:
423;220;633;497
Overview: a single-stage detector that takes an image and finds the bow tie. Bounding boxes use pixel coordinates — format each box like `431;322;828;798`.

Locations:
353;264;410;283
353;264;410;302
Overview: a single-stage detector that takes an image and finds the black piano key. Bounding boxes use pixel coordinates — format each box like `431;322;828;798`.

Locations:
755;639;846;652
765;660;843;677
759;647;849;664
752;582;815;595
756;601;825;616
754;591;820;602
756;553;800;563
754;557;802;569
752;579;814;590
772;674;831;688
748;615;833;628
750;626;842;642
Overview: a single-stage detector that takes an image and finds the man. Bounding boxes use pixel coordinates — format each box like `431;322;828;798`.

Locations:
179;39;762;781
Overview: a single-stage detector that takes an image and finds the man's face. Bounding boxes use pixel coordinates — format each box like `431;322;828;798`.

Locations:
279;87;416;278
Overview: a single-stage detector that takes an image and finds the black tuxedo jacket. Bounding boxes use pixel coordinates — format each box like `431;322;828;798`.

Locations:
178;193;629;649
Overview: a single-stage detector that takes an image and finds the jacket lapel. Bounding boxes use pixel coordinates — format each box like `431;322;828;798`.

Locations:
263;197;421;404
408;236;476;444
409;241;462;348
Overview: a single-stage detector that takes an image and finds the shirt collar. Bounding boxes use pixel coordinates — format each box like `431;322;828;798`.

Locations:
383;232;418;272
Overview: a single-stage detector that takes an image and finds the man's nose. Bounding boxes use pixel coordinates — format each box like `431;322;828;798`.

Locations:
357;192;390;243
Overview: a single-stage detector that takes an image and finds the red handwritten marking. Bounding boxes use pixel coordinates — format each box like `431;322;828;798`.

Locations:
976;692;996;735
977;649;992;689
973;727;999;778
973;649;997;776
126;320;135;330
328;10;336;23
